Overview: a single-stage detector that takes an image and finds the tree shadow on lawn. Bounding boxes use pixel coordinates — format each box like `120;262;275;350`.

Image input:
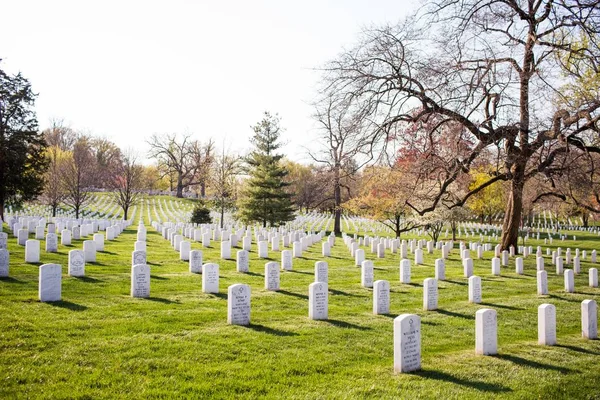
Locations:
278;290;308;300
150;275;169;281
325;319;371;330
245;272;264;278
246;323;298;337
73;276;102;283
555;344;600;355
145;297;181;305
548;294;581;303
492;354;572;374
329;288;363;298
46;300;87;312
435;309;474;320
0;276;27;284
288;270;313;276
443;279;468;286
101;250;118;255
479;302;523;310
412;369;512;393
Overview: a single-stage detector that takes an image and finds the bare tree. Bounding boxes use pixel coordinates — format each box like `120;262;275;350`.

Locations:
112;149;143;220
43;118;77;151
322;0;600;249
147;133;214;198
41;145;68;217
61;136;95;219
209;147;241;228
310;96;371;235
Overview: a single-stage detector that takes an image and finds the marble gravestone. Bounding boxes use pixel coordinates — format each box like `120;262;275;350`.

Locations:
393;314;421;373
39;263;62;302
227;284;251;325
361;260;374;288
265;262;280;291
190;250;203;273
475;308;497;355
582;299;598;339
45;233;58;253
0;249;9;277
202;263;219;293
131;264;150;298
281;250;292;271
68;250;85;277
309;282;328;320
373;280;390;315
25;240;40;263
538;303;556;346
315;261;328;283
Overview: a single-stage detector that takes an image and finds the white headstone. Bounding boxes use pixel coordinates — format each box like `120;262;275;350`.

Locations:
189;250;203;273
265;262;280;291
83;240;96;262
393;314;421;373
258;241;268;258
61;229;71;246
227;284;251;325
538;303;556;346
515;257;523;275
93;233;104;251
25;239;40;263
414;248;423;265
131;264;150;298
582;299;598;339
590;268;598;288
373;280;390;315
0;249;9;277
537;270;548;295
281;250;292;271
491;257;501;276
475;308;497;355
322;242;331;257
315;261;328;283
202;263;219;293
68;249;85;276
236;250;249;273
361;260;374;288
423;278;438;311
400;259;411;284
468;275;482;303
536;256;544;271
221;241;231;259
39;263;61;302
309;282;328;320
355;248;365;267
434;258;445;280
18;229;28;246
463;258;473;278
564;269;574;293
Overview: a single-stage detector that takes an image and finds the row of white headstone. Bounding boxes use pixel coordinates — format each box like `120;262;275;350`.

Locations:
393;300;599;373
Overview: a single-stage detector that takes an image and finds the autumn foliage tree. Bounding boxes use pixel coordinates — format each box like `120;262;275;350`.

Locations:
321;0;600;249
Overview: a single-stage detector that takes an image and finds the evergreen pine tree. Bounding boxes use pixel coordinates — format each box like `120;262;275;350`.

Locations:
239;112;295;227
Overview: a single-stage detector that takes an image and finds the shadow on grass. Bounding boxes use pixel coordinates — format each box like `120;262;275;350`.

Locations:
329;288;363;298
325;319;371;330
246;323;298;336
288;270;313;276
210;293;227;300
444;280;468;286
406;282;423;287
278;290;308;300
146;297;180;304
74;276;102;283
548;294;580;303
412;369;512;393
555;344;600;355
0;277;26;284
435;309;474;320
151;275;169;281
46;300;87;311
101;251;118;255
492;354;572;374
245;272;264;278
479;302;523;310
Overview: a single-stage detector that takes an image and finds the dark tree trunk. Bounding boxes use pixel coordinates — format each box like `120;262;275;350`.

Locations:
500;167;525;251
583;213;589;227
395;215;401;238
201;182;206;198
333;168;341;235
124;206;129;220
220;206;224;229
176;174;184;198
451;221;457;241
52;204;57;217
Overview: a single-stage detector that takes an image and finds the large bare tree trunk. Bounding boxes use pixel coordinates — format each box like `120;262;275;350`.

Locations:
176;174;184;198
333;168;341;235
500;167;525;251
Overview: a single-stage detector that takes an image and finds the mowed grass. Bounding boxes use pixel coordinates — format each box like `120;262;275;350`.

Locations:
1;214;600;399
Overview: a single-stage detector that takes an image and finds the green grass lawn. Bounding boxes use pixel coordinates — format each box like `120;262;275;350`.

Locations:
1;213;600;399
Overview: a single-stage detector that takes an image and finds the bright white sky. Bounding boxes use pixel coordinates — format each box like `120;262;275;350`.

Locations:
1;0;416;163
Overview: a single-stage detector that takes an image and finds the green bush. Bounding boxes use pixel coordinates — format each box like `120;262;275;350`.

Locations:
190;202;212;224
